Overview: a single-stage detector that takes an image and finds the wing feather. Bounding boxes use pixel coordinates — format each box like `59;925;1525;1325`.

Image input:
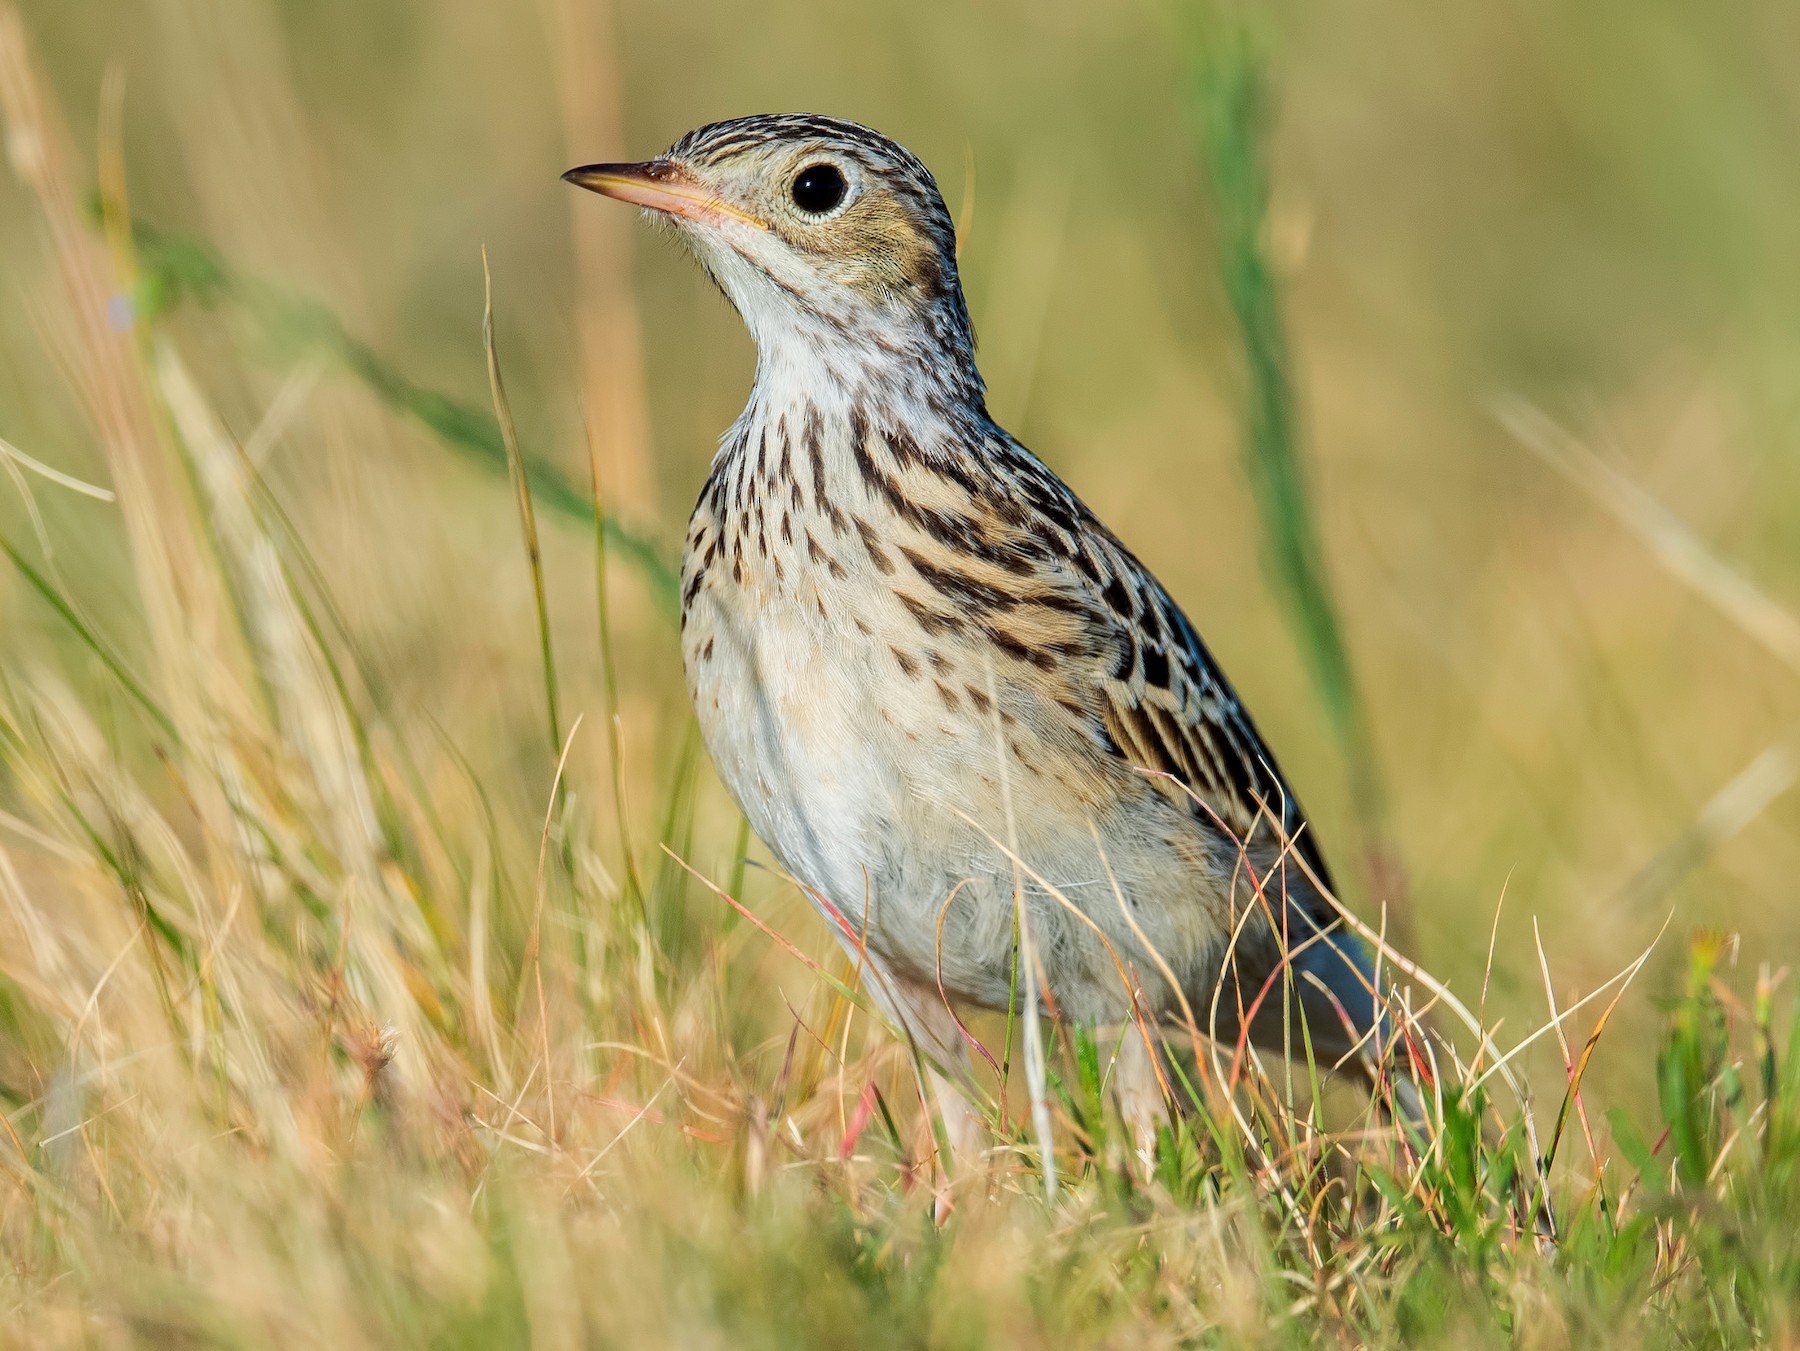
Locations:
1101;550;1334;891
988;442;1337;894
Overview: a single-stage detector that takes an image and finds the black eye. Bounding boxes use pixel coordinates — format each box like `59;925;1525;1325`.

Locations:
790;162;847;214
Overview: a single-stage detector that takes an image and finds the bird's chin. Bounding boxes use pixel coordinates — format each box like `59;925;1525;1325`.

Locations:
659;223;750;313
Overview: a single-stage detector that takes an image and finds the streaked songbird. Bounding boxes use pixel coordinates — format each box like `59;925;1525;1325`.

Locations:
565;114;1412;1185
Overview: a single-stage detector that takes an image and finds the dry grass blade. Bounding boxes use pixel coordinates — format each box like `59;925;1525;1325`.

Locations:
0;4;217;722
525;714;584;1145
659;845;869;1010
1534;918;1602;1180
537;0;655;520
1624;731;1800;913
1496;397;1800;676
0;436;113;500
1500;398;1800;910
984;654;1056;1199
1540;918;1664;1181
1471;922;1668;1095
156;344;384;874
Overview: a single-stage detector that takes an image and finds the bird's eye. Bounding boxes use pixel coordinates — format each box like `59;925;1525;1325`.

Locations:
790;163;847;214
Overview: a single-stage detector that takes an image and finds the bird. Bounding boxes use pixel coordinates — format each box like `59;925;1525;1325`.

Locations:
564;113;1411;1187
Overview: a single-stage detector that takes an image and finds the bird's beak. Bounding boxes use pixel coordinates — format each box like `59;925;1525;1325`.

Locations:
561;159;766;230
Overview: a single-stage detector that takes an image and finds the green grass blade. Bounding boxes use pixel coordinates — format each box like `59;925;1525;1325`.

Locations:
120;213;680;620
0;532;180;745
586;418;647;922
1184;20;1395;899
482;250;563;764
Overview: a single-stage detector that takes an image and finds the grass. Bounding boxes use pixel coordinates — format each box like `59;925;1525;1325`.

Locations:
2;1;1800;1346
1186;24;1400;923
121;213;681;620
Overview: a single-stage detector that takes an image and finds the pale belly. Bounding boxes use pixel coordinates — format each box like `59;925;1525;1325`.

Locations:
686;585;904;911
682;575;1218;1022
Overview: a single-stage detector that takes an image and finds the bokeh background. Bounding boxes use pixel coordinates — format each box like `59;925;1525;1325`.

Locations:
6;0;1800;1126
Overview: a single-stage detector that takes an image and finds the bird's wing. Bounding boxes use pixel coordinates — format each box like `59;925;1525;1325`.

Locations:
993;446;1336;894
1096;536;1334;891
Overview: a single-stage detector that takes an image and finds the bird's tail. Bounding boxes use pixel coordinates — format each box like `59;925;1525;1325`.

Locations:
1218;900;1430;1128
1284;923;1558;1243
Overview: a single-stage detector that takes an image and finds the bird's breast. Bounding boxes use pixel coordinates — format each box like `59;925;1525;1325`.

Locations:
672;399;1233;1017
681;510;912;907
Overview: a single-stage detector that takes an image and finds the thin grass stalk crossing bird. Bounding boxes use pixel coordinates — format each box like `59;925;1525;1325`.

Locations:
565;114;1421;1191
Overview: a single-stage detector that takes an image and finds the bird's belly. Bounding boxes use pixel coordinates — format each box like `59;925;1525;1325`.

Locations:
686;588;907;911
684;584;1218;1021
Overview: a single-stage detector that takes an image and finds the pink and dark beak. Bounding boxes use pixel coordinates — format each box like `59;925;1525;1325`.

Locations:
561;159;765;230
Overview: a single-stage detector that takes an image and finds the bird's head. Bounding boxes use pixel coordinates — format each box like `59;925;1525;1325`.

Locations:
565;114;978;398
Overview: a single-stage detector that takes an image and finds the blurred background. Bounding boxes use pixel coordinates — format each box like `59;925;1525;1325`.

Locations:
4;0;1800;1118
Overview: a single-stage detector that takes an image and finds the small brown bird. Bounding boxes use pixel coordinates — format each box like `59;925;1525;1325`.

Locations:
566;114;1405;1180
